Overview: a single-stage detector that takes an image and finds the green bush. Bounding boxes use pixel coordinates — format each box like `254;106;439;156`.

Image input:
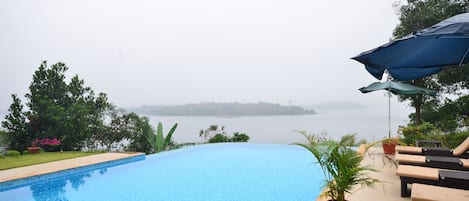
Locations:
207;132;250;143
442;132;469;148
399;122;443;146
231;132;250;142
208;134;230;143
7;150;21;156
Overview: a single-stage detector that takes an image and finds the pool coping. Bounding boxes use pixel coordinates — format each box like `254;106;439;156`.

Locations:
0;152;145;191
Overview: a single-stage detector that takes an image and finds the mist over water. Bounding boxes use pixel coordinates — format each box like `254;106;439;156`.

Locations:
146;108;410;145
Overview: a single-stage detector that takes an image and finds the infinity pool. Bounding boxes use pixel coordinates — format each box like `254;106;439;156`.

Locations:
0;143;324;201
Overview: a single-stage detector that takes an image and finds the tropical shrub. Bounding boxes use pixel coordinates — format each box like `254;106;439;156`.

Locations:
399;122;443;146
296;134;378;201
146;122;178;153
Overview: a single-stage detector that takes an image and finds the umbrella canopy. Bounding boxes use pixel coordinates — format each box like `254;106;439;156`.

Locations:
359;80;436;138
352;13;469;81
359;81;437;96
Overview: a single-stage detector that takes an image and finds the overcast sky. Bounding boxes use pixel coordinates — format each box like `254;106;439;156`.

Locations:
0;0;413;117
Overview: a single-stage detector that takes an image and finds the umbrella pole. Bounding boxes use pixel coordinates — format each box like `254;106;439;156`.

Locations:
388;90;391;139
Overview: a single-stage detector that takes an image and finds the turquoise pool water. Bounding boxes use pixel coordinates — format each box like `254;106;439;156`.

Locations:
0;143;324;201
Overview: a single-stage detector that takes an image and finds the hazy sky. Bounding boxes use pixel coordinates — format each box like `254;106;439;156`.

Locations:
0;0;413;117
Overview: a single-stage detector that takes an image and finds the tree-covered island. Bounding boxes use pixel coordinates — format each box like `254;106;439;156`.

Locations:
130;102;316;116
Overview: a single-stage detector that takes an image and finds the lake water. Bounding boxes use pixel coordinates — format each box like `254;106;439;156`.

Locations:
146;108;411;144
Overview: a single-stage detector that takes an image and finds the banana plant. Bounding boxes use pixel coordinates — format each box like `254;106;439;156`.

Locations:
146;122;178;153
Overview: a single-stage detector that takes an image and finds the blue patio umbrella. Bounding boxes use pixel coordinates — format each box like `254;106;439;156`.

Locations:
352;13;469;81
359;80;436;138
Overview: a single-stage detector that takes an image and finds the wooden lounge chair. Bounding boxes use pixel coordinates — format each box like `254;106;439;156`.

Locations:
396;136;469;158
395;153;469;170
411;183;469;201
396;165;469;197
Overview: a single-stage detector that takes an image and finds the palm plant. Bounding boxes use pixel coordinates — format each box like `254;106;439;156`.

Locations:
296;135;378;201
146;122;178;153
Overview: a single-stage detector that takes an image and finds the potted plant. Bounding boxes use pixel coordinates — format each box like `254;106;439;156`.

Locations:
27;140;41;154
296;134;378;201
381;137;399;155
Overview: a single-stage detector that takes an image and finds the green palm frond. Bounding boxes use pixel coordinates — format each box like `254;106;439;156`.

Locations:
295;134;379;201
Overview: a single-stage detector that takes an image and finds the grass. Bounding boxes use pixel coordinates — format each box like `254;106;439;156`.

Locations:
0;151;101;170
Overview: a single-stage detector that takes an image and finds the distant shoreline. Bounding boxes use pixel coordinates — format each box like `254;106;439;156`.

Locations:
128;102;316;116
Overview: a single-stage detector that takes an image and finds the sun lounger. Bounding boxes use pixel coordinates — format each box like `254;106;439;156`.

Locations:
396;136;469;158
395;153;469;170
397;165;469;197
411;183;469;201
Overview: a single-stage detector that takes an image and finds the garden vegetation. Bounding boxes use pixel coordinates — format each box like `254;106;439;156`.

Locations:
1;61;159;154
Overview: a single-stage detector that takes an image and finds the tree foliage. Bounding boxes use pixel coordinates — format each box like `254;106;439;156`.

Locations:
2;61;157;153
1;94;31;154
20;61;112;150
393;0;469;125
200;125;250;143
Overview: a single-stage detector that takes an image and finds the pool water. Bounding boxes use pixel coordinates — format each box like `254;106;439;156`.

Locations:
0;143;324;201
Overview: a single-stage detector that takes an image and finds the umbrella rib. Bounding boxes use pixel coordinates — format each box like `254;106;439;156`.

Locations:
459;47;469;66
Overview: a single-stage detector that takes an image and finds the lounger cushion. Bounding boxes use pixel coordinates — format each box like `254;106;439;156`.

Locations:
452;136;469;156
397;165;439;180
395;153;426;165
396;146;422;154
462;159;469;168
411;183;469;201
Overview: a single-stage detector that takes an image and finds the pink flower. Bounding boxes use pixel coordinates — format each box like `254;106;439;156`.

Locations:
32;138;61;146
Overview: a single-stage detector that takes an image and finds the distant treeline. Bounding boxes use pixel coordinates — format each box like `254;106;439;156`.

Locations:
129;102;316;116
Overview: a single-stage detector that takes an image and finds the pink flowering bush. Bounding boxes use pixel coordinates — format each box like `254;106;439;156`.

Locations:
32;138;61;152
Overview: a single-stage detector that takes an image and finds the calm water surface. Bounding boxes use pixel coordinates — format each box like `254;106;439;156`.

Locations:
147;109;409;144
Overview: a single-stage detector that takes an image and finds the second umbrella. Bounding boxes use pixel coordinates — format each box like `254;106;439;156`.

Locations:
359;80;436;138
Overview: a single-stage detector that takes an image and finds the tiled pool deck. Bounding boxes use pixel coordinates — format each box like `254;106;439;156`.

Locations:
0;152;144;188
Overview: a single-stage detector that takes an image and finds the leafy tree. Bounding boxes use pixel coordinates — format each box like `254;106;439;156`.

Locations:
122;113;154;153
1;61;115;151
21;61;113;150
1;94;31;154
3;61;165;153
200;125;250;143
0;129;8;147
393;0;469;125
199;125;226;140
420;95;469;132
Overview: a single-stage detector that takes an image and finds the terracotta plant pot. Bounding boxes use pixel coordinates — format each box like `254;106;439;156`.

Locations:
382;141;397;155
27;147;41;154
